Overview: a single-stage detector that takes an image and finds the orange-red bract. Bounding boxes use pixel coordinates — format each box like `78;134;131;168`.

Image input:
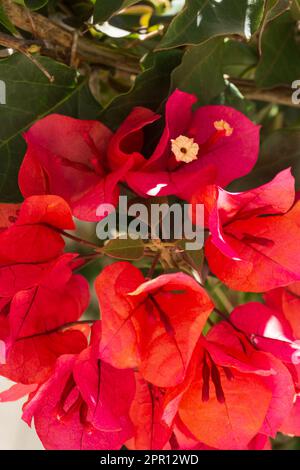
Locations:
95;262;214;387
126;373;172;450
193;169;300;292
0;195;74;263
22;323;135;450
163;322;291;449
0;254;90;384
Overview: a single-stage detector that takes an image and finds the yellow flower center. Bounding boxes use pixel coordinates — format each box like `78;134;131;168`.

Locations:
171;135;199;163
170;120;233;165
214;120;233;137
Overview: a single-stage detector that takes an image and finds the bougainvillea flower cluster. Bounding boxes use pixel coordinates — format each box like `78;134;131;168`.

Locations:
1;90;300;450
19;90;260;221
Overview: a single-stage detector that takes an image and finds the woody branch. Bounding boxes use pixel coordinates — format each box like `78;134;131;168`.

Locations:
1;0;298;108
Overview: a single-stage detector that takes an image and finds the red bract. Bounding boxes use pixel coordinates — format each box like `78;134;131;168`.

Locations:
265;282;300;338
0;195;74;263
8;254;89;341
231;301;300;437
19;91;259;221
19;116;116;222
22;323;135;450
280;397;300;436
169;419;271;450
231;302;300;365
0;383;37;403
0;203;21;231
95;262;214;387
1;85;297;451
164;322;290;450
118;90;260;200
0;328;88;385
0;254;90;384
196;169;300;292
126;373;172;450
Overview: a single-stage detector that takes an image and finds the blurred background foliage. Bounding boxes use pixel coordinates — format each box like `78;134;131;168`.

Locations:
0;0;300;450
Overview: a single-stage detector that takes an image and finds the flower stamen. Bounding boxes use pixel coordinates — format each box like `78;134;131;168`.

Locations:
214;120;233;137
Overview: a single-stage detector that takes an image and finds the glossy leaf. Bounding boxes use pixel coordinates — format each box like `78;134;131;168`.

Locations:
159;0;265;49
13;1;48;10
171;38;225;104
0;54;101;202
256;12;300;88
0;4;17;33
100;50;182;130
93;0;139;23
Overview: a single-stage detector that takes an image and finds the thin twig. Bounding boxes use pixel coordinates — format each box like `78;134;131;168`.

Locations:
0;31;54;81
55;228;101;250
2;0;140;74
70;30;79;68
2;0;299;107
146;251;161;279
74;253;103;273
230;77;296;108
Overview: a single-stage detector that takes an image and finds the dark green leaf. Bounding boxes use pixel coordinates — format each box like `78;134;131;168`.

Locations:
229;129;300;192
0;4;17;34
256;12;300;88
100;50;182;130
265;0;291;21
0;53;101;202
223;40;258;77
60;81;103;120
93;0;139;23
291;0;300;19
171;37;225;104
216;81;256;119
159;0;265;49
13;0;49;10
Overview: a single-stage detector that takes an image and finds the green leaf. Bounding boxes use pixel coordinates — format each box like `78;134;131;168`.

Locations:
103;237;145;260
216;81;256;119
291;0;300;19
265;0;291;21
223;40;258;77
0;4;17;34
100;49;182;130
229;129;300;192
255;12;300;88
13;0;49;10
61;81;103;120
170;37;225;104
0;53;101;202
93;0;139;23
159;0;265;49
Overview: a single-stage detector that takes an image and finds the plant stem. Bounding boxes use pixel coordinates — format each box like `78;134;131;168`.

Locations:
0;31;54;81
3;0;297;107
214;307;230;322
2;0;140;74
213;285;234;313
146;252;161;279
74;253;103;272
58;229;102;250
